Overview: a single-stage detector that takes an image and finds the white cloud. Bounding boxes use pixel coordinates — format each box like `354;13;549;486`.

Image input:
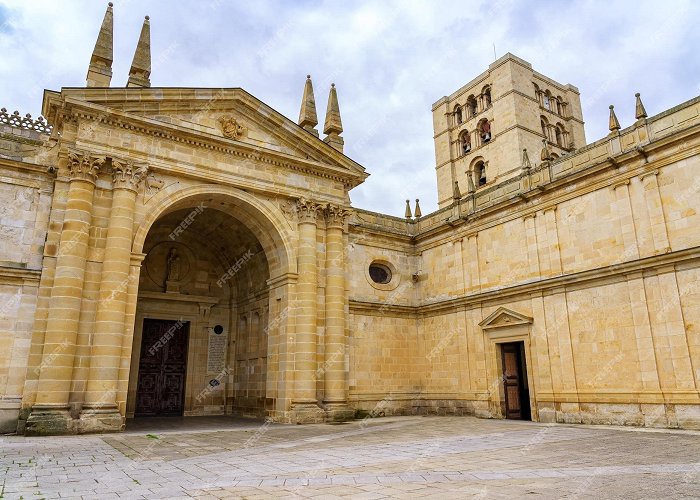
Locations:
0;0;698;217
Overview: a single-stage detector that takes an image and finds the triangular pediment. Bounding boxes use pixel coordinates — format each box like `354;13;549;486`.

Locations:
43;87;368;187
479;307;533;330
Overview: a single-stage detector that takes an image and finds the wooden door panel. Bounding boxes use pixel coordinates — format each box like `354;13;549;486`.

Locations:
501;343;526;420
136;319;189;417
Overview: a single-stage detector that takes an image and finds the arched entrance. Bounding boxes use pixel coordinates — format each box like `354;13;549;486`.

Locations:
123;187;296;423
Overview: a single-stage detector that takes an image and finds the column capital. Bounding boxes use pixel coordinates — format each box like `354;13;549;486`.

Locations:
67;148;106;183
325;204;351;229
111;157;149;191
296;197;324;224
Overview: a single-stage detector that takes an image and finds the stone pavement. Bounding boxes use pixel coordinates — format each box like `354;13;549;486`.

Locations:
1;415;699;499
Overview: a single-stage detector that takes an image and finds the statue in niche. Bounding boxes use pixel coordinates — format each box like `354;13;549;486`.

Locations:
165;248;181;293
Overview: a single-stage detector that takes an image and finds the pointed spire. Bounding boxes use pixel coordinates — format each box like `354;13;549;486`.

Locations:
467;171;476;194
522;148;532;171
452;180;461;200
635;93;648;120
414;199;422;219
540;139;552;162
405;199;412;219
86;2;114;87
608;105;620;132
298;75;319;136
323;83;344;152
127;15;151;88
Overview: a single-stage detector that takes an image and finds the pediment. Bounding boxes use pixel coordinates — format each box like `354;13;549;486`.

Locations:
43;87;368;187
479;307;533;330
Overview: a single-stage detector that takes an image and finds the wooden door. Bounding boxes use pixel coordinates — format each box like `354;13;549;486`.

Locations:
135;319;189;417
501;342;529;420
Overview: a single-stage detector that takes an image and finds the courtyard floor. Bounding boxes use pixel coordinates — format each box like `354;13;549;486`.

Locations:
1;415;699;499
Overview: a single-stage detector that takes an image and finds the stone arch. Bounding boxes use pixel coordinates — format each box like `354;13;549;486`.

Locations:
126;184;296;422
133;183;296;278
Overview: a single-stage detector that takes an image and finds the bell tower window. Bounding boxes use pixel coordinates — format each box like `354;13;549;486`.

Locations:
474;160;487;187
459;130;471;155
479;119;491;144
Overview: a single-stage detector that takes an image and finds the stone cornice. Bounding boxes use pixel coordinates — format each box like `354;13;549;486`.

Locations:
44;90;368;189
349;246;700;317
0;265;42;284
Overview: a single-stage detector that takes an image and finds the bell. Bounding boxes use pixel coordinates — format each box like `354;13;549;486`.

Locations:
479;168;487;184
483;132;491;142
463;143;471;153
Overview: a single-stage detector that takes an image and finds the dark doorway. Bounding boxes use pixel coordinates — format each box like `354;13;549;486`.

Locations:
135;319;189;417
500;342;531;420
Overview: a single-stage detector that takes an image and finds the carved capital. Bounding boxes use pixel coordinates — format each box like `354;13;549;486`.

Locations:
67;148;105;183
111;158;149;191
325;204;351;229
296;198;323;224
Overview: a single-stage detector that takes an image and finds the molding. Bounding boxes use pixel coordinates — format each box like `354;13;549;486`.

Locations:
479;307;533;329
349;246;700;317
0;265;41;285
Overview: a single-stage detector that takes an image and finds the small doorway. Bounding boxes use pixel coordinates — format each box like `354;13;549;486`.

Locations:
500;342;531;420
135;319;190;417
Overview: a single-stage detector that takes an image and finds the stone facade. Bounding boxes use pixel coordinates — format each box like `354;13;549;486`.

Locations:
0;7;699;434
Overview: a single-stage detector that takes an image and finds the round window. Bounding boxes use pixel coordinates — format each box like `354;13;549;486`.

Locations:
368;263;392;284
213;325;224;335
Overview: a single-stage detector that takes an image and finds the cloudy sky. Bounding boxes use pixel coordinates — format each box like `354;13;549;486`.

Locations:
1;0;698;216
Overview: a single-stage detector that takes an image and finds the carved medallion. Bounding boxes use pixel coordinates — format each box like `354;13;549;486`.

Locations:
218;115;247;140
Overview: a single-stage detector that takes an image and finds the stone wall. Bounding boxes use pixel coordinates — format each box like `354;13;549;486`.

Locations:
0;127;54;432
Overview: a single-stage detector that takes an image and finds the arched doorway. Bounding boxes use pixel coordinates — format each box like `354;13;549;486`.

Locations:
123;187;296;423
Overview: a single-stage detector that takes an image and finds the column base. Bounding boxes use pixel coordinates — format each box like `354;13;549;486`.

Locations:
290;402;326;424
324;402;355;422
78;406;124;434
25;406;76;436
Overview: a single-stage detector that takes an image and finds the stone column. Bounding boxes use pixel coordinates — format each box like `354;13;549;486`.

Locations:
80;158;147;433
323;204;353;420
292;198;325;422
26;149;104;436
640;170;671;255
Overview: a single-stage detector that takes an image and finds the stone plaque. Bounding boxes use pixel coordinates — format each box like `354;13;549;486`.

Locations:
207;325;227;373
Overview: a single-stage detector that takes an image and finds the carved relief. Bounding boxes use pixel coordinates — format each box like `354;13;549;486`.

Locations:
111;157;149;190
218;115;247;140
295;197;323;224
279;198;297;222
325;204;351;228
66;148;105;182
145;173;165;194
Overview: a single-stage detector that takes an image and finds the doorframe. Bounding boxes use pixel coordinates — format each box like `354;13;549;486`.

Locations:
479;308;538;421
498;341;531;420
127;303;202;418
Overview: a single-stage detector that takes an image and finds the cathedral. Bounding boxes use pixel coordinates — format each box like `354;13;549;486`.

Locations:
1;4;699;435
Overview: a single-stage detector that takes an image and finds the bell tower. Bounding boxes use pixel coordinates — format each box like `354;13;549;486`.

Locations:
432;53;586;208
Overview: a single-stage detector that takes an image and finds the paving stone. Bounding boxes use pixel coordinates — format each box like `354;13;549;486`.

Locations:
2;416;700;498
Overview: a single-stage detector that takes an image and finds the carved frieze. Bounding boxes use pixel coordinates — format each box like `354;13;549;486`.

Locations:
67;148;105;182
